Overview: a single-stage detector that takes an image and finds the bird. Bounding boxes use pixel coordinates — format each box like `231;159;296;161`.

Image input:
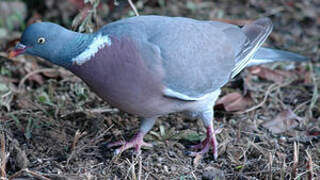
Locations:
9;15;308;160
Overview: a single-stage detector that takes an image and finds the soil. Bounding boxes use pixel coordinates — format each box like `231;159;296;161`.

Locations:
0;0;319;179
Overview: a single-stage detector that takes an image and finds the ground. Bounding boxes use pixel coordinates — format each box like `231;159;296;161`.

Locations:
0;0;319;179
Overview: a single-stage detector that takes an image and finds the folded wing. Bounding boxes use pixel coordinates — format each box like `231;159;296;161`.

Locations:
151;17;273;100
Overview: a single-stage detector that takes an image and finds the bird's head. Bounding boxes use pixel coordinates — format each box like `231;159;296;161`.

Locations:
9;22;92;67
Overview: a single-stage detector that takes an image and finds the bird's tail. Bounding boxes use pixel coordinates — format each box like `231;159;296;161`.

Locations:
247;47;309;67
231;18;273;78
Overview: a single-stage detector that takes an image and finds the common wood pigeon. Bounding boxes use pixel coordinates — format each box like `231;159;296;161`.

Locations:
9;15;308;160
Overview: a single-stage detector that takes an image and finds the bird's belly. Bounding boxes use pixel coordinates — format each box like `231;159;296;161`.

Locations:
69;52;176;117
70;64;218;117
91;83;176;117
68;36;210;117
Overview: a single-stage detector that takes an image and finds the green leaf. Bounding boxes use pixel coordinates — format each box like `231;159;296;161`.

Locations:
37;91;54;106
160;125;165;137
0;83;9;92
174;130;204;142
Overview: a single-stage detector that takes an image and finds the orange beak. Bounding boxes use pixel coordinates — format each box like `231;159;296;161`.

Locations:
8;43;28;58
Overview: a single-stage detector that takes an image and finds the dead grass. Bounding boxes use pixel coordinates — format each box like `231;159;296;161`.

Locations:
0;0;319;179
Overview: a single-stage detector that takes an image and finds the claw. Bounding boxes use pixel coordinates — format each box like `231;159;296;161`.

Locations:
108;132;152;155
188;126;219;160
189;137;209;150
107;141;126;148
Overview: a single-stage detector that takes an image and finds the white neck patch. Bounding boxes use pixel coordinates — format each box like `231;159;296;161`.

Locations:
72;34;112;65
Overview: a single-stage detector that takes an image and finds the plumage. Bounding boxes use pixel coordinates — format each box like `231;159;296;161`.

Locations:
10;15;308;160
99;16;244;99
19;22;94;67
248;47;309;66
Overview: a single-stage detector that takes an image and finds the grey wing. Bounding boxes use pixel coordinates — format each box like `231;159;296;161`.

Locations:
231;18;273;78
145;17;272;100
101;16;273;101
143;17;246;100
150;17;273;100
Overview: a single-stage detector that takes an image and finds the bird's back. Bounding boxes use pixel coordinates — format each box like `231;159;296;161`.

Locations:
70;16;273;117
97;16;272;100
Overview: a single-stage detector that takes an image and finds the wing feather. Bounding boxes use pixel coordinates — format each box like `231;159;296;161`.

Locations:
100;16;273;101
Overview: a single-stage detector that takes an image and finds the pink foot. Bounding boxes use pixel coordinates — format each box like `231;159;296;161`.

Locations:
188;127;221;160
107;132;152;155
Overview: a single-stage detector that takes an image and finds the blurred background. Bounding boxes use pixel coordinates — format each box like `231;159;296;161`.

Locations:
0;0;319;179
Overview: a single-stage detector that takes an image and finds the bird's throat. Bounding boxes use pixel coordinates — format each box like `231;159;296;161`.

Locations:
71;33;112;66
54;32;95;68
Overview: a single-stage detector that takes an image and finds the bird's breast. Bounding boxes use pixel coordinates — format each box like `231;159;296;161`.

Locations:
69;36;176;117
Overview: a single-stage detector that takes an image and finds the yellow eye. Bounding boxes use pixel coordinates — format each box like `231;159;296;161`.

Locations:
37;37;46;44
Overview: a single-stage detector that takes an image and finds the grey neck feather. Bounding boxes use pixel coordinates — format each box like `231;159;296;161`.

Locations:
52;31;94;68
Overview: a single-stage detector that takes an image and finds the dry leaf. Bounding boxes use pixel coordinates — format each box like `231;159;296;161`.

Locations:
68;0;86;9
306;128;320;137
27;12;42;26
262;109;303;134
16;95;38;110
26;62;44;85
42;70;60;78
215;92;253;112
296;66;312;84
248;66;293;84
211;18;252;26
0;1;27;30
202;167;225;180
193;154;202;166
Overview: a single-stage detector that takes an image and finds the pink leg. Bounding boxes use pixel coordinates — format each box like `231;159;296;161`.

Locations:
189;135;209;150
188;126;220;159
108;117;156;155
187;103;222;160
107;131;152;155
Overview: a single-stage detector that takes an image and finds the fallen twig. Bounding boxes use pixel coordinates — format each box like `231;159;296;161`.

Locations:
0;133;7;179
24;169;52;180
128;0;139;16
67;130;87;164
125;157;138;180
142;166;159;179
9;169;51;180
306;150;314;180
292;142;299;179
138;155;142;180
86;107;119;114
71;130;87;152
308;62;318;118
18;68;56;92
268;152;273;180
238;79;294;114
237;83;277;114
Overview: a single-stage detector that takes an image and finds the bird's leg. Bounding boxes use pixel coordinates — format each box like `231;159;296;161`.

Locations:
108;117;156;155
188;109;220;160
